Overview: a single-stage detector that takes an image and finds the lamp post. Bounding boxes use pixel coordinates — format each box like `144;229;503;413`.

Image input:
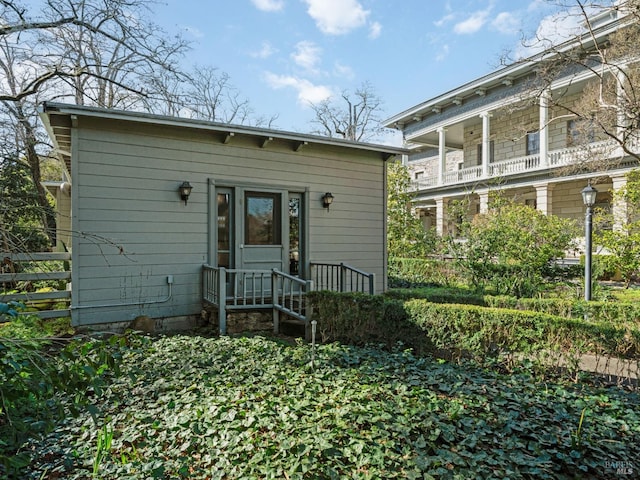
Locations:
581;183;598;301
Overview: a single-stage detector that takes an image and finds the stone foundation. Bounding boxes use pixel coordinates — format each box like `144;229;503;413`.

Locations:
76;314;206;336
202;305;273;334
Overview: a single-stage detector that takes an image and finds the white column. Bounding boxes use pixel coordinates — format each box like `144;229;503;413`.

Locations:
435;197;447;236
611;175;628;231
617;67;628;142
534;183;554;216
477;189;489;214
480;112;491;178
437;127;446;185
539;89;550;167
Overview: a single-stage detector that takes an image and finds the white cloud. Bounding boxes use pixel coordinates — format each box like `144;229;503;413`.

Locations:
516;10;584;58
333;62;355;80
436;44;450;62
291;41;322;71
251;41;277;59
264;72;333;105
454;9;491;34
492;12;520;35
251;0;284;12
369;21;382;39
303;0;369;35
527;0;546;12
434;13;455;27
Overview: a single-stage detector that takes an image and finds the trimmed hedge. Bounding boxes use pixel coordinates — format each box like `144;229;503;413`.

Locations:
308;292;640;367
404;300;639;360
306;291;432;353
384;287;487;306
485;296;640;327
386;287;640;328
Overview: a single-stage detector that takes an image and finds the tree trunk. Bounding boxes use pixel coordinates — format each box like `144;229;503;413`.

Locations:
16;106;55;247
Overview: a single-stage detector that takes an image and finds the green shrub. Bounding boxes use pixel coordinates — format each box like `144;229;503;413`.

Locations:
384;286;486;306
308;292;640;382
484;296;640;327
0;330;134;476
448;198;578;297
307;291;431;354
388;257;460;288
404;299;639;360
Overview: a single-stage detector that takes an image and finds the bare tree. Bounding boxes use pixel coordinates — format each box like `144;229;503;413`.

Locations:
142;66;279;127
185;66;253;124
0;0;189;248
518;0;640;169
309;82;387;142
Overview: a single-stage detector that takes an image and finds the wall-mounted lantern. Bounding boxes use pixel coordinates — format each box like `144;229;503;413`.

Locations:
322;192;334;211
179;181;193;205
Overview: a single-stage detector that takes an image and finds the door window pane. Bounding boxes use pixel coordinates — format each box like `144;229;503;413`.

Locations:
289;196;300;275
245;192;281;245
217;193;231;268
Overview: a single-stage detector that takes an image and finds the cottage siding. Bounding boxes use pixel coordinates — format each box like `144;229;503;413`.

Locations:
71;118;386;325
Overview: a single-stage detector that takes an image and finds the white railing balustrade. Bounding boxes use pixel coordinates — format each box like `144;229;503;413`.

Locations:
411;138;637;191
490;154;540;176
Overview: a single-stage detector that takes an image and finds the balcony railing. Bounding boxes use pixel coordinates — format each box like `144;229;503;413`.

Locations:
411;139;634;192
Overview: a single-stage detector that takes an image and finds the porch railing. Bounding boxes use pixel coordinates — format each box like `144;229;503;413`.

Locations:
272;270;314;332
202;265;314;335
489;154;540;176
411;138;636;191
309;262;375;295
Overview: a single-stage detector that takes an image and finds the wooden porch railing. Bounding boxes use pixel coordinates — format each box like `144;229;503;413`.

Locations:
309;262;375;295
0;252;71;319
202;265;314;336
272;270;314;333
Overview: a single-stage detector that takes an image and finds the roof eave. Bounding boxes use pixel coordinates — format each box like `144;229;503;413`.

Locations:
39;102;408;158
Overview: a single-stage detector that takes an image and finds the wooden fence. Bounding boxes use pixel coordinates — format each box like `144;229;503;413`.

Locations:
0;252;71;319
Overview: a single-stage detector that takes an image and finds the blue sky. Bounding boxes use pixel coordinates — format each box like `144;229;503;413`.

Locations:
154;0;585;143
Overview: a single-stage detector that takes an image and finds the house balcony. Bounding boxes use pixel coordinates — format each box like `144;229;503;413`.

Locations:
410;138;640;193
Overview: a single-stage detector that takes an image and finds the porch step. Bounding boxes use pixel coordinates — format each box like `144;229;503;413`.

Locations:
279;318;306;337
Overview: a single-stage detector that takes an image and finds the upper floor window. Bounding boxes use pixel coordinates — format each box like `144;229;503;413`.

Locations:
567;119;595;146
414;171;424;180
526;131;540;156
476;141;495;165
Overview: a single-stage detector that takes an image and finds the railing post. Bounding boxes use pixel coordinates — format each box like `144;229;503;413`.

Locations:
339;263;345;292
218;267;226;336
369;273;375;295
272;269;280;334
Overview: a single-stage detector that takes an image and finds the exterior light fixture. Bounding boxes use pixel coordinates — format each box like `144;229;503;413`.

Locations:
179;181;193;205
322;192;334;210
581;182;597;301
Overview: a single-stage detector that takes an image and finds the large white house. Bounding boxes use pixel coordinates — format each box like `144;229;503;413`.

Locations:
384;5;639;237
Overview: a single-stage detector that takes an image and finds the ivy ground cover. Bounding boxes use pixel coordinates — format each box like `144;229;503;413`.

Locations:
22;335;640;479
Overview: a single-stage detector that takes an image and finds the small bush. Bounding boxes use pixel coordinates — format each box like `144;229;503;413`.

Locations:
387;257;461;288
384;286;486;306
307;291;431;353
